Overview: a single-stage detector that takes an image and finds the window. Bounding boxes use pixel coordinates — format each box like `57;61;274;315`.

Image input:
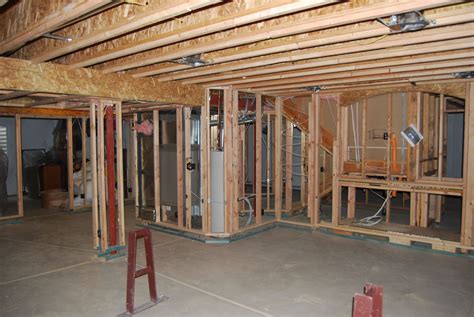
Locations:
0;125;6;155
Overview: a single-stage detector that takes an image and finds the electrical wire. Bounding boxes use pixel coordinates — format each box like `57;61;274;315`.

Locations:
357;190;390;226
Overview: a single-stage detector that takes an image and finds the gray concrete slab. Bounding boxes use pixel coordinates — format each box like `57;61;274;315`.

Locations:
0;207;472;317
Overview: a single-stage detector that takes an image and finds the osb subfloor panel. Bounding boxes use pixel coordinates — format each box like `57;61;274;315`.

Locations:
0;205;473;316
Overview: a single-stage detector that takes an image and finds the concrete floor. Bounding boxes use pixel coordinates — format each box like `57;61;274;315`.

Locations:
0;205;473;317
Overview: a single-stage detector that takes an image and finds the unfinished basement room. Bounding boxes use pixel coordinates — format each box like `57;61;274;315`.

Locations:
0;0;473;316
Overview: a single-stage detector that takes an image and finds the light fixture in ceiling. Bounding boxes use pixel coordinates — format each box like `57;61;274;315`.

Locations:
173;54;208;67
377;11;433;33
453;71;474;79
305;85;323;93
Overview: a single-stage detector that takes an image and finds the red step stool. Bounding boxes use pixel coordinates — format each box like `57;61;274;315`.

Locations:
352;283;383;317
118;228;167;316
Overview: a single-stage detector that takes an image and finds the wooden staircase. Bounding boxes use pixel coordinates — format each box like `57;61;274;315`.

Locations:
281;99;334;196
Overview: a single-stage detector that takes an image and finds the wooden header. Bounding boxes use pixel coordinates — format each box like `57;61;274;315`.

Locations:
0;106;88;118
0;57;204;106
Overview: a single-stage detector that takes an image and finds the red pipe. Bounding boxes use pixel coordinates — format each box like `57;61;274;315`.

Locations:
106;107;116;247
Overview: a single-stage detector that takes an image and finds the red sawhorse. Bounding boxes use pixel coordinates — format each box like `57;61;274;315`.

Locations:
118;228;168;316
352;283;383;317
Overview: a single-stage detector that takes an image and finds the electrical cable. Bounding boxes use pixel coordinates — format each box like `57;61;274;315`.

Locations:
357;190;390;226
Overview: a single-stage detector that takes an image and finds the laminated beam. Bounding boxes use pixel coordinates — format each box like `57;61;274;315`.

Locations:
0;57;204;106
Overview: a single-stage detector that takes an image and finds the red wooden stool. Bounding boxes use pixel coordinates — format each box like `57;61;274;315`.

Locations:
118;228;167;316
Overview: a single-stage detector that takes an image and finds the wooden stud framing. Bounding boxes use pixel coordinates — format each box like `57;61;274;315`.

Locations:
201;89;210;233
81;117;87;207
255;94;262;224
332;97;342;225
300;132;306;206
90;103;99;248
307;96;316;222
67;117;74;211
461;82;474;247
116;101;126;246
153;110;161;223
347;187;356;219
232;90;240;232
266;113;271;210
184;107;192;229
386;94;392;223
223;89;234;233
97;101;108;250
176;106;184;228
361;99;367;177
132;113;139;219
436;95;445;223
313;93;321;224
15;115;23;217
275;97;283;220
285;119;293;211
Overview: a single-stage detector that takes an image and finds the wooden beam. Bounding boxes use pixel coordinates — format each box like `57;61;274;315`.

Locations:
242;60;474;91
0;90;33;102
170;19;474;83
275;97;283;220
15;115;23;217
81;117;87;207
90;103;99;248
266;112;271;210
308;95;316;223
435;95;445;223
127;0;461;76
361;99;367;177
300;132;306;207
153;110;161;223
285;119;293;211
176;106;184;228
223;89;233;233
313;93;321;224
255;94;262;224
0;1;112;55
116;101;125;246
132;113;139;219
32;0;222;63
332;98;342;225
94;0;335;73
0;57;204;106
97;101;108;250
461;81;474;247
232;90;239;232
67;117;74;211
347;187;356;219
184;107;192;229
0;106;88;118
201;89;210;233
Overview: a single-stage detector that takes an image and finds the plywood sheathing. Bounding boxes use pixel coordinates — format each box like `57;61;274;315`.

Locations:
0;57;204;106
